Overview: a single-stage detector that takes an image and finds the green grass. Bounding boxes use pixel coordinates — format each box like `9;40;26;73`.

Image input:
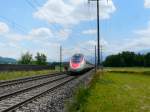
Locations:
66;86;90;112
0;69;57;81
67;68;150;112
105;67;150;73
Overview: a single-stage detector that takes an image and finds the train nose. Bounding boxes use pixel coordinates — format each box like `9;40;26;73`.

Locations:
71;63;80;69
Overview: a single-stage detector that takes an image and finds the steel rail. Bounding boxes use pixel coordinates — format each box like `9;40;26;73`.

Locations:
0;74;68;101
2;76;76;112
0;72;65;88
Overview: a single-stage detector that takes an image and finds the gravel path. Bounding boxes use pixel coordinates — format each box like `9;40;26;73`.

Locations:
16;70;94;112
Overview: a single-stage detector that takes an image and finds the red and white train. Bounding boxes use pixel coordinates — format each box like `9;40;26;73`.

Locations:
69;54;93;73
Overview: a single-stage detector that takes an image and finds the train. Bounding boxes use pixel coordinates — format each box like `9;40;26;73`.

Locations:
69;53;94;74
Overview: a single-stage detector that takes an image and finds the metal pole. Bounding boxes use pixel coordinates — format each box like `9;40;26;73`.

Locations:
88;0;100;68
97;0;100;68
100;45;104;74
95;45;97;72
60;46;62;72
100;45;103;70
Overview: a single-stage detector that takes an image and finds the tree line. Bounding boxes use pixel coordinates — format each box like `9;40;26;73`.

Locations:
18;52;48;65
103;51;150;67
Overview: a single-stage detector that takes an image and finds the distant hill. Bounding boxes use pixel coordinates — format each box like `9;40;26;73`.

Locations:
0;57;17;64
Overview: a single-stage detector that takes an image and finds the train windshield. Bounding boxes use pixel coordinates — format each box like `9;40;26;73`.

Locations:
71;54;83;63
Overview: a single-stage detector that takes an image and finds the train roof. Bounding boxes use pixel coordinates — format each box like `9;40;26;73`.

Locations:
72;53;84;57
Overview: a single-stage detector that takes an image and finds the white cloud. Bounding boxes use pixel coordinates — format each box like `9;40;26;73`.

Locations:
2;26;70;43
82;29;97;35
55;28;71;40
0;22;9;34
116;1;150;52
62;39;109;57
104;22;150;54
0;0;116;60
34;0;116;26
25;42;61;61
3;30;48;42
0;22;64;61
0;41;26;59
29;27;53;40
0;36;62;61
84;39;108;47
76;24;150;55
86;40;97;46
144;0;150;8
6;33;27;42
134;22;150;37
130;23;150;50
28;27;70;41
34;0;74;25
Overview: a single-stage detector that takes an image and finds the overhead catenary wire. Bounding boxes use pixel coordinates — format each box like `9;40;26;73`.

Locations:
88;0;101;68
87;0;96;30
0;16;28;34
25;0;68;36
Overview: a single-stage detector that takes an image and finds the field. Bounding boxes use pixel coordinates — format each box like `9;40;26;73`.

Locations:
105;67;150;73
0;69;57;81
67;68;150;112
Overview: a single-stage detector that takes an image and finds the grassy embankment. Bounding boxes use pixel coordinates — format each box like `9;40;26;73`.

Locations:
0;69;58;81
67;68;150;112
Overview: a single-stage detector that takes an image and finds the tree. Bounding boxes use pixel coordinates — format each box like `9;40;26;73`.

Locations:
121;51;136;66
103;54;125;67
135;53;144;67
35;52;47;65
18;52;33;64
103;51;150;67
144;53;150;67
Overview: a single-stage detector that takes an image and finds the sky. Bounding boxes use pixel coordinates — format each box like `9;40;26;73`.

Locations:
0;0;150;61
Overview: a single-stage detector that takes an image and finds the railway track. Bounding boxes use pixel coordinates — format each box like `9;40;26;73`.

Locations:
0;69;94;112
0;73;76;112
0;72;67;97
0;72;65;88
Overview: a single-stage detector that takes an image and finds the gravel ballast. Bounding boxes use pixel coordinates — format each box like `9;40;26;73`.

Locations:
16;70;94;112
0;74;67;96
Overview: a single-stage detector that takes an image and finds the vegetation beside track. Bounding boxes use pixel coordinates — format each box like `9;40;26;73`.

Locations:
0;70;57;81
105;67;150;74
67;68;150;112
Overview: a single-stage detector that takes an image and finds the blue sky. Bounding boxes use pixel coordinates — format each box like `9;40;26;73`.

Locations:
0;0;150;61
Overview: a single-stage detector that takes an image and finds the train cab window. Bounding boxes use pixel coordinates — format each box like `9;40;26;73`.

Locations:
71;54;83;63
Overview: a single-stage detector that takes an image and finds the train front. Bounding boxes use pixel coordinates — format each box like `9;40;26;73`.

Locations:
69;54;85;73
